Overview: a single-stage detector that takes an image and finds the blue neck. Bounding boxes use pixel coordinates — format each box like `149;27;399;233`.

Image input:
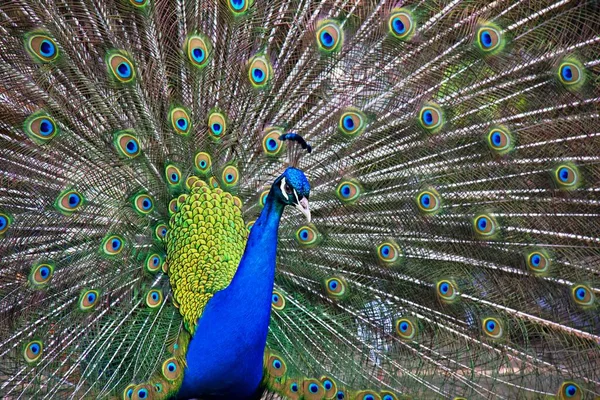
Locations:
179;192;285;399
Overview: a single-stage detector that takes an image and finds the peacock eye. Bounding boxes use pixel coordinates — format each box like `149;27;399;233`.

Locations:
284;183;292;194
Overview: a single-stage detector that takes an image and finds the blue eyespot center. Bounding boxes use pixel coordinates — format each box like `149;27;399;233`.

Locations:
492;132;502;146
324;380;332;390
111;239;121;250
152;256;159;266
200;160;207;168
272;359;282;369
272;294;279;303
421;194;431;207
142;199;151;210
575;288;586;300
566;384;577;397
40;266;50;278
161;228;167;236
337;392;345;400
329;280;338;291
486;320;496;332
39;119;54;136
531;254;541;266
343;115;355;130
300;229;309;240
40;40;56;57
212;123;222;134
309;383;319;393
0;216;6;229
381;245;390;256
226;174;234;182
341;184;351;197
383;396;393;400
291;383;299;392
30;343;40;354
364;395;375;400
230;0;244;11
400;321;409;332
393;18;406;34
126;139;138;153
267;138;277;150
177;118;188;130
127;388;133;398
559;167;570;182
480;31;492;48
167;362;176;372
320;31;334;47
477;217;488;230
423;110;433;125
192;48;205;62
252;68;265;83
87;293;96;303
171;173;179;182
152;292;159;301
561;66;573;81
440;282;449;294
117;62;132;78
138;389;148;399
68;193;80;206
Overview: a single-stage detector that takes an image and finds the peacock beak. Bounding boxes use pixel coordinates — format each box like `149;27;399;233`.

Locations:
295;197;311;223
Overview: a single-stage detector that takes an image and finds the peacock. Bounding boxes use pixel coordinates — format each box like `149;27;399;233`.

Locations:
0;0;599;398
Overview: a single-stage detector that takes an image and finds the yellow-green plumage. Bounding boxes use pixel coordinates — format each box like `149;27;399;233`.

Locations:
167;178;246;333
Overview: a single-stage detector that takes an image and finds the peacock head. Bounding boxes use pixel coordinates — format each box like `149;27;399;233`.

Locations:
273;167;311;222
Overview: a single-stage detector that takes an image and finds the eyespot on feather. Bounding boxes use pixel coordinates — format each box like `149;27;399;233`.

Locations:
336;179;362;204
316;20;343;52
106;52;135;83
162;357;181;381
571;284;595;308
416;188;441;214
271;290;286;310
186;34;211;68
557;381;583;400
436;280;458;303
0;211;11;236
25;33;59;62
418;103;444;133
208;112;227;139
146;289;164;308
320;376;337;398
29;262;54;287
324;277;347;299
131;384;151;400
473;213;498;239
525;250;551;275
55;189;85;214
376;240;402;266
123;384;136;400
195;152;212;174
262;127;285;156
154;223;168;241
79;289;101;311
170;107;191;136
481;317;504;339
227;0;253;15
295;225;320;247
145;253;163;273
221;165;240;188
267;354;287;377
388;9;415;41
113;130;141;159
303;378;325;399
476;24;504;54
165;164;182;186
486;125;513;155
133;193;154;215
557;58;585;90
24;111;59;144
355;390;381;400
380;391;398;400
339;109;366;137
553;163;580;190
395;317;417;340
248;55;272;88
23;340;43;364
101;234;125;256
